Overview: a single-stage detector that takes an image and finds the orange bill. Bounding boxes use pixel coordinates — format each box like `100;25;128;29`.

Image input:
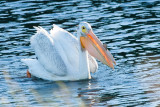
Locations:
80;30;116;69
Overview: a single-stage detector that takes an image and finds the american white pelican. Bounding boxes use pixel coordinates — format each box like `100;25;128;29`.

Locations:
21;22;116;81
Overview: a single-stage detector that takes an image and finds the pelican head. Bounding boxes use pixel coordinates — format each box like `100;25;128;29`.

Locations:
77;22;92;36
78;22;115;69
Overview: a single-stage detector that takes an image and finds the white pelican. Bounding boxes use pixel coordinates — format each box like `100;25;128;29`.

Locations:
21;22;116;81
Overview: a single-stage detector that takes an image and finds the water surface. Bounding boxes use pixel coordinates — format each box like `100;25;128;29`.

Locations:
0;0;160;106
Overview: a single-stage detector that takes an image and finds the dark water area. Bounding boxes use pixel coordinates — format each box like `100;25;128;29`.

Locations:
0;0;160;106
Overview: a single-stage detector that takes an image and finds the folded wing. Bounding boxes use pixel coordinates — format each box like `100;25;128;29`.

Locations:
31;27;67;76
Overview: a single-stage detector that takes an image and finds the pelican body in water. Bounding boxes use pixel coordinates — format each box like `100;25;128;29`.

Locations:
21;22;116;81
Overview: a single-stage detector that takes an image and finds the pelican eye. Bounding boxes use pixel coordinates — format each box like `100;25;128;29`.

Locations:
82;26;86;33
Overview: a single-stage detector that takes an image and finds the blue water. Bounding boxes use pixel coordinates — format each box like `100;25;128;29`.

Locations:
0;0;160;106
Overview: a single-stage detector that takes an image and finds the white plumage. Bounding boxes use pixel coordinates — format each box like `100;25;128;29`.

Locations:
22;24;98;81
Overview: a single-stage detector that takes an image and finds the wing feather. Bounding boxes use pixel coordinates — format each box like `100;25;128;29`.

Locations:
31;27;67;76
50;25;79;70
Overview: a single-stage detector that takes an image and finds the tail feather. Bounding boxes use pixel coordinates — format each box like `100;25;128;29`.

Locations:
21;59;36;66
21;59;55;80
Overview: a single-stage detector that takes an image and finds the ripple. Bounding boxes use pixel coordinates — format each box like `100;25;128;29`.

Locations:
0;0;160;106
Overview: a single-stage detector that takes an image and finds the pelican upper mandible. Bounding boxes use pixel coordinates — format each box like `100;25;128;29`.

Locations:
21;22;116;81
